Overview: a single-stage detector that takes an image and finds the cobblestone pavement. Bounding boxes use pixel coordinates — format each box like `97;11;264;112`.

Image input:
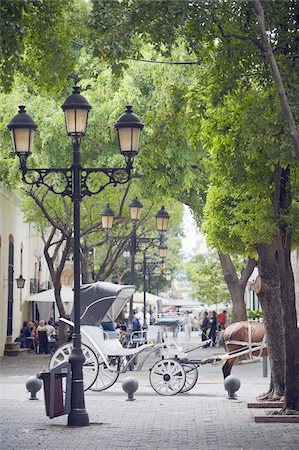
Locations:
1;334;298;450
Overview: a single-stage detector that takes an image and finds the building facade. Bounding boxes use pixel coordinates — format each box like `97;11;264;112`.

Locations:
245;258;299;322
0;184;49;356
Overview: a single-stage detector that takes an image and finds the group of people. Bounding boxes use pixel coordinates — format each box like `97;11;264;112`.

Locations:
200;310;227;347
19;319;58;353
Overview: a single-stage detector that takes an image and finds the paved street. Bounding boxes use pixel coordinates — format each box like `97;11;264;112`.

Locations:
1;334;298;450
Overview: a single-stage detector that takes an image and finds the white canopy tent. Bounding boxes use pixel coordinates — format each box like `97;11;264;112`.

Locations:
167;298;200;310
133;291;170;307
25;286;74;320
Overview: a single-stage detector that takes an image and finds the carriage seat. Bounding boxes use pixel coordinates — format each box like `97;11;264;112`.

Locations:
81;325;154;357
101;321;119;340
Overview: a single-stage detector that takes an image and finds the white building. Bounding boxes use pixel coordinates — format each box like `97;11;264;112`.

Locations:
245;260;299;320
0;184;50;356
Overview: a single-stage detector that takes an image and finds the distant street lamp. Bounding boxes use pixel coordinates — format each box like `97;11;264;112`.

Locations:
16;244;25;289
129;201;169;326
109;200;170;325
7;88;143;427
139;253;166;324
156;206;170;233
128;196;143;319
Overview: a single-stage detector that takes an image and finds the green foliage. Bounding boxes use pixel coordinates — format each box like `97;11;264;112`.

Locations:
201;81;299;254
247;308;263;319
0;0;88;95
186;252;230;305
2;0;299;288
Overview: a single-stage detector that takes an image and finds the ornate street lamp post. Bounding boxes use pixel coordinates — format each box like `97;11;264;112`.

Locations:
7;87;143;427
128;196;143;319
140;253;167;325
128;201;169;326
111;201;170;326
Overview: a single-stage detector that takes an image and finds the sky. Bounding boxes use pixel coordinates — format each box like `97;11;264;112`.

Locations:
181;205;208;260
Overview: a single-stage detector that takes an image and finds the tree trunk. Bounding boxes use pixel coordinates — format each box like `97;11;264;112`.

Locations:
272;166;299;412
218;253;255;322
52;280;69;345
252;0;299;162
256;243;285;400
81;245;94;284
276;235;299;411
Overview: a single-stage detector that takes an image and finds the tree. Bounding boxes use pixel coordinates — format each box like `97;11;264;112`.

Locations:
0;77;184;329
200;81;298;405
3;0;299;410
0;0;89;95
186;252;230;304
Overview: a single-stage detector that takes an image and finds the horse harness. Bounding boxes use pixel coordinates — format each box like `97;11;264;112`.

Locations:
224;321;267;359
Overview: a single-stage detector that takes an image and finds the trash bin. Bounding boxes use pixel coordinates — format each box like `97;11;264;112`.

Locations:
38;362;71;419
38;372;64;417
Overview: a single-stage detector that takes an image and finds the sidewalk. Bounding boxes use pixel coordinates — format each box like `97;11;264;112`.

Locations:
1;332;298;450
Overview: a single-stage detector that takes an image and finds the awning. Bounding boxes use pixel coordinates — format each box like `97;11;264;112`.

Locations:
25;286;74;303
133;292;170;306
167;298;200;309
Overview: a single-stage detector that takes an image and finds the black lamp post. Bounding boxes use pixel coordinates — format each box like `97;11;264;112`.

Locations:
128;196;143;319
129;201;169;326
7;88;143;427
137;253;166;325
107;200;170;326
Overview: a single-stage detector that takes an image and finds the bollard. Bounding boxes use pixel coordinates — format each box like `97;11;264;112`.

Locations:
26;376;42;400
122;377;139;401
224;375;241;400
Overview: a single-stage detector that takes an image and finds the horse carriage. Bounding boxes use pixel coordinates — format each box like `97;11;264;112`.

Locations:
50;282;267;396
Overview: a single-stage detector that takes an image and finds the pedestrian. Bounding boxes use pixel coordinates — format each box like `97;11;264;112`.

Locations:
217;310;228;330
201;312;210;346
132;312;141;334
209;311;218;346
184;312;192;341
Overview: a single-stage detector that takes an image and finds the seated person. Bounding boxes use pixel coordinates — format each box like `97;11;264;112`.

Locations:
45;320;55;340
19;321;32;348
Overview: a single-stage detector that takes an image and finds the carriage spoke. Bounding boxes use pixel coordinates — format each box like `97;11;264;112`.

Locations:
149;359;186;396
49;343;99;391
90;356;119;391
180;363;198;393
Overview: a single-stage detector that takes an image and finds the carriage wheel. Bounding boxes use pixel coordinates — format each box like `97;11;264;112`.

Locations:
180;363;198;393
49;342;99;391
149;359;186;396
90;354;119;391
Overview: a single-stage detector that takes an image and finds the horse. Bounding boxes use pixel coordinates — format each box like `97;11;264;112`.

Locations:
221;321;267;378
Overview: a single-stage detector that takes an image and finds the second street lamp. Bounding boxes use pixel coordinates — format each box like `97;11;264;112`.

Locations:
7;88;143;427
107;200;170;326
101;204;115;232
128;196;143;319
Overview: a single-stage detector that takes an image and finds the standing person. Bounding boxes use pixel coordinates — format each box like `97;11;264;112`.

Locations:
192;316;199;332
209;311;218;347
201;312;210;346
184;314;192;341
132;312;141;335
36;320;47;354
217;310;228;330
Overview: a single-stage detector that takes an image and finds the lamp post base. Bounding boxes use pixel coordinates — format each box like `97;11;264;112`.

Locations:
68;334;90;427
68;409;90;427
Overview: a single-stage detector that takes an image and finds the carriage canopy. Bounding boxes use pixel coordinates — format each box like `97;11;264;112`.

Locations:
69;282;135;326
